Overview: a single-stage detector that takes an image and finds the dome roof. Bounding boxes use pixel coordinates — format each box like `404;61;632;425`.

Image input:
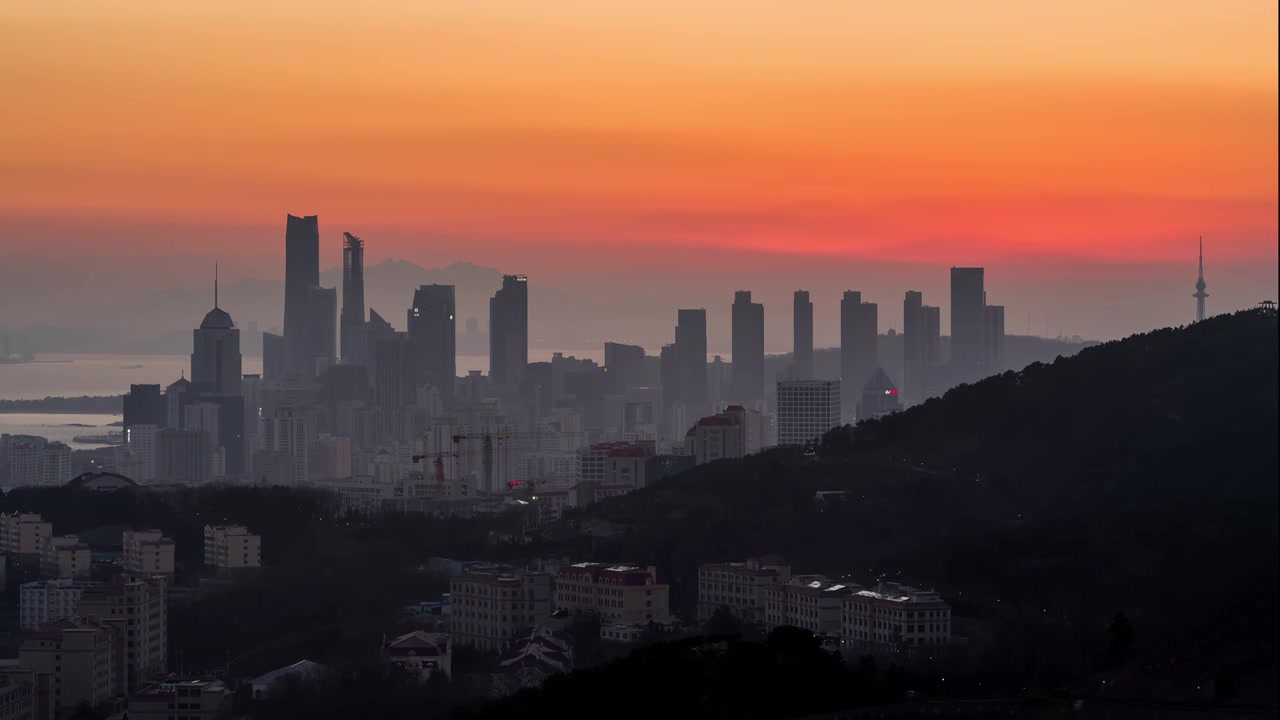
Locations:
200;307;235;330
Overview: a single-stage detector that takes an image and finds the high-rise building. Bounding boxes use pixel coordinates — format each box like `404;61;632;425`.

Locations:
124;424;158;481
18;617;120;713
156;429;211;484
261;408;308;485
984;304;1006;374
340;232;366;366
672;309;709;418
950;267;985;383
78;574;168;692
902;291;924;406
604;342;647;394
840;291;878;420
1194;237;1209;322
921;305;942;400
374;334;416;443
41;442;71;485
123;384;165;431
489;274;528;386
262;332;286;382
408;284;456;406
305;285;337;375
776;380;842;447
730;291;764;410
283;214;320;375
793;291;813;381
191;268;242;396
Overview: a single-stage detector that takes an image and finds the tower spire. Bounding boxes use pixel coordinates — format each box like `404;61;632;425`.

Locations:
214;263;219;309
1193;237;1208;322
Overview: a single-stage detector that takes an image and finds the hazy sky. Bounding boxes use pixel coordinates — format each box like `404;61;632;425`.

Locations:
1;1;1276;342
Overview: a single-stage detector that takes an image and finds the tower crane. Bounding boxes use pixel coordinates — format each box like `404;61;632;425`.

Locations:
450;431;543;492
410;451;457;490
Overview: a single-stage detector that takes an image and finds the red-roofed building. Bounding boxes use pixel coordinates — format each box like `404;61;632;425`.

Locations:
555;563;670;625
382;631;450;680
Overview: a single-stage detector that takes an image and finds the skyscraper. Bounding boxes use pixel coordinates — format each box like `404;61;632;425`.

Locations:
340;232;366;366
950;267;986;383
262;332;286;382
1194;237;1209;322
840;291;878;420
793;291;813;381
283;214;320;374
673;309;708;415
776;379;841;446
374;334;416;442
122;385;165;431
191;268;242;396
260;407;308;485
984;304;1006;374
305;285;337;376
605;342;647;394
902;291;924;406
730;291;764;410
920;305;942;400
156;428;211;485
490;274;528;386
408;284;457;406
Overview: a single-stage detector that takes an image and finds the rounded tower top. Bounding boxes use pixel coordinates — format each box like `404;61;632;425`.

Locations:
200;307;235;330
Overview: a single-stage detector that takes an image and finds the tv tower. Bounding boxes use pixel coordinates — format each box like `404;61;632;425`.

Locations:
1193;237;1208;322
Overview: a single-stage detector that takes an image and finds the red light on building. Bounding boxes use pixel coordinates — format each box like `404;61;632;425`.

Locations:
886;389;899;395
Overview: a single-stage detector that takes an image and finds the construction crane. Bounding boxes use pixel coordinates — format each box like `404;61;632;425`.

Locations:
410;452;457;490
450;432;542;492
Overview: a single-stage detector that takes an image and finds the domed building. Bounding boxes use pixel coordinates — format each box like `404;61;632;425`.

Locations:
64;471;138;491
190;267;241;396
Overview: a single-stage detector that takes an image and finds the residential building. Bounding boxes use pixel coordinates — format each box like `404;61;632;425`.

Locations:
203;525;261;572
20;578;99;630
449;566;552;652
696;556;793;625
124;424;158;482
490;274;528;386
840;291;878;421
984;303;1006;374
730;291;765;410
793;290;814;380
0;673;41;720
554;563;670;626
776;380;841;447
40;536;90;579
40;443;71;487
764;578;858;637
841;582;952;654
408;284;457;405
156;428;211;485
18;617;119;716
78;574;168;692
0;513;51;557
7;444;42;487
128;680;232;720
122;530;175;577
382;632;450;681
260;407;308;485
682;409;747;465
950;267;986;383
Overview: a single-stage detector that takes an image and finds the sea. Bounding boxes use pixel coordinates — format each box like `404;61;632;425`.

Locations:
0;350;609;446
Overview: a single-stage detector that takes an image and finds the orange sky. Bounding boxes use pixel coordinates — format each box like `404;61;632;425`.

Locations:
0;1;1276;268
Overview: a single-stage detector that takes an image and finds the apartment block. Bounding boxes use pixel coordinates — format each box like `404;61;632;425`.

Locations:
0;673;42;720
555;563;670;626
18;617;119;716
78;575;168;692
764;577;858;637
0;513;51;557
20;578;99;630
696;556;793;625
449;567;553;653
122;530;176;577
840;582;952;653
203;525;261;572
39;536;90;579
128;679;232;720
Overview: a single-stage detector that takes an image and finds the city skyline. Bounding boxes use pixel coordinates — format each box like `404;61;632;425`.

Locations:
0;1;1275;344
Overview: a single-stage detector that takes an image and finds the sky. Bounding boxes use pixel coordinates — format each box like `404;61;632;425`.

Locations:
0;1;1276;343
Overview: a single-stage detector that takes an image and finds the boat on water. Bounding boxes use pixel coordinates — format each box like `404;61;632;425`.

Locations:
120;364;144;369
71;431;124;446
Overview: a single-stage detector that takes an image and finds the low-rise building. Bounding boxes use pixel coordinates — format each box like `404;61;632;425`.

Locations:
841;582;952;654
203;525;261;572
18;617;119;717
0;673;40;720
449;567;553;652
382;632;450;681
39;536;90;579
555;563;670;625
493;626;573;692
20;578;99;630
764;577;858;637
697;556;793;625
250;660;327;700
128;679;231;720
122;530;175;577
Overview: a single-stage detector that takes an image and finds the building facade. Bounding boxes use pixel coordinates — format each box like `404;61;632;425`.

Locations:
449;567;552;652
554;563;670;626
776;380;841;447
203;525;261;572
697;556;793;625
123;530;176;577
841;582;952;654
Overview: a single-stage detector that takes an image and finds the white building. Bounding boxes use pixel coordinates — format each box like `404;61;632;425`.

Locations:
125;424;159;481
19;578;99;630
42;442;72;485
841;581;952;654
262;407;308;485
776;380;842;447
